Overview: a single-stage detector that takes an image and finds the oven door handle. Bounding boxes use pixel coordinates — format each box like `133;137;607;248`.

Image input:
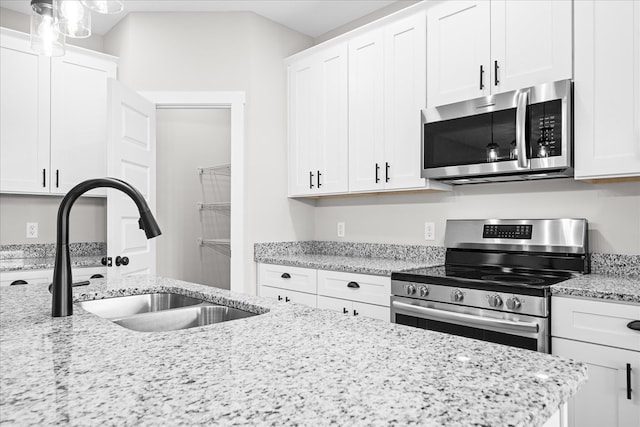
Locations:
392;301;539;334
515;89;529;169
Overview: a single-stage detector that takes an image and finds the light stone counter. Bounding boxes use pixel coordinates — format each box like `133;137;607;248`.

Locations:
551;274;640;304
1;275;587;426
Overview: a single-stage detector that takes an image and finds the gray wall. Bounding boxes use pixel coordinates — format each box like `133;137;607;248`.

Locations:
103;12;316;293
0;7;107;246
156;108;231;288
314;180;640;254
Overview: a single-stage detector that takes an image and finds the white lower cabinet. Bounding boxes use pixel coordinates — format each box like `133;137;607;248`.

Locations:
317;295;389;322
551;296;640;427
256;263;391;321
0;266;106;287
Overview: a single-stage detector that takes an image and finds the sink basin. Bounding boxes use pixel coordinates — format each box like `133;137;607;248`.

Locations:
78;293;204;319
112;305;258;332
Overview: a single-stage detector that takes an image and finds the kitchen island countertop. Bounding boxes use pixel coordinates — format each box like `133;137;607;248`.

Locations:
1;276;587;426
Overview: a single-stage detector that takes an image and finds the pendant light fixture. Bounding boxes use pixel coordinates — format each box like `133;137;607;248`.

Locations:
30;0;65;57
29;0;123;57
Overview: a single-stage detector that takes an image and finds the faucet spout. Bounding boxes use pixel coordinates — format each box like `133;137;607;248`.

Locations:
52;178;161;317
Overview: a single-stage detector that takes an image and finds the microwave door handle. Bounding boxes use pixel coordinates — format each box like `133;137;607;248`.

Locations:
392;301;539;334
516;90;529;169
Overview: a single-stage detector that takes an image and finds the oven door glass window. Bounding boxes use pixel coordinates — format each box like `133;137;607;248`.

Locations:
395;313;538;351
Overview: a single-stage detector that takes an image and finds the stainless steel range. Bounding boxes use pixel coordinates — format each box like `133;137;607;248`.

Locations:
390;219;589;353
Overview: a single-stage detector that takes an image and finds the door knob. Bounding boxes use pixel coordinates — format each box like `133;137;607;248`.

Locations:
115;256;129;266
101;257;112;267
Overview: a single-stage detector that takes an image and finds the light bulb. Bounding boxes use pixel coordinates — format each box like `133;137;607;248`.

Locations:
57;0;91;38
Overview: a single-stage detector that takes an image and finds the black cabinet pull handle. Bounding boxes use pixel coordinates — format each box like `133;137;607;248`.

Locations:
342;307;348;314
347;281;360;289
309;171;314;189
494;60;499;85
285;296;290;302
353;310;359;316
115;256;129;266
42;169;46;187
101;257;112;267
627;363;633;400
375;163;380;183
317;170;322;188
90;274;104;279
55;169;59;188
10;280;28;286
281;273;291;279
479;65;485;90
277;295;283;301
385;162;390;183
627;320;640;331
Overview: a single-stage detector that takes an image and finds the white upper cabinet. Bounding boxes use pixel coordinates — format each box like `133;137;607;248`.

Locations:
50;50;116;195
349;13;428;192
574;0;640;181
0;28;117;196
0;30;51;193
427;0;572;107
288;43;348;196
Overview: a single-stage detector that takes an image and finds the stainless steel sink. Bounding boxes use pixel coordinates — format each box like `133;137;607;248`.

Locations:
77;293;260;332
112;305;258;332
78;293;205;319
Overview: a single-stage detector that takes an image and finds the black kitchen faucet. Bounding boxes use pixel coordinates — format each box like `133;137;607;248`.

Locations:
51;178;161;317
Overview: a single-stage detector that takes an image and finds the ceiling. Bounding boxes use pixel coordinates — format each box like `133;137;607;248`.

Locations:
0;0;401;38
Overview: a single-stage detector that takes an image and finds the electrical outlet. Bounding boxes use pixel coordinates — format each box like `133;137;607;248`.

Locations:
26;222;38;239
424;222;435;241
337;222;345;238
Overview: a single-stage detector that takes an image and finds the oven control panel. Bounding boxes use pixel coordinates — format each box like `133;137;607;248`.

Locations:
483;224;532;239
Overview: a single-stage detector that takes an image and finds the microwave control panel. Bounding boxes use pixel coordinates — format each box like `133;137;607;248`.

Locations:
530;99;562;158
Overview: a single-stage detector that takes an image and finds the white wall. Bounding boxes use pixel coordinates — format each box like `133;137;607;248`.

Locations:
314;179;640;254
104;12;316;293
156;109;231;288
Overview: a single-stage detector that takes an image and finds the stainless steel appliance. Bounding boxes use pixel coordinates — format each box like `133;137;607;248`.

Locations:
390;219;589;353
421;80;572;184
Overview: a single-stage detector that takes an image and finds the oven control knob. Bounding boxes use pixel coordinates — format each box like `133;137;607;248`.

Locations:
451;289;464;302
488;295;503;308
419;286;429;297
506;297;522;310
406;284;416;296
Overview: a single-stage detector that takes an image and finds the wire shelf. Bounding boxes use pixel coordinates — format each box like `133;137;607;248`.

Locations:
198;164;231;176
198;202;231;214
198;238;231;256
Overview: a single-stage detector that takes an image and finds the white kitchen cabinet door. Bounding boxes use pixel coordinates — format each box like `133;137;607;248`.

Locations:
259;284;317;308
317;295;389;322
257;263;317;294
426;0;491;107
383;13;427;190
574;0;640;181
490;0;572;94
107;79;157;278
317;269;390;307
552;337;640;427
50;50;117;196
348;29;385;192
288;43;347;196
0;29;50;194
288;56;319;196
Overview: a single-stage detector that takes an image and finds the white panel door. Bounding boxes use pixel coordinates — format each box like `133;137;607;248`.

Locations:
316;43;348;195
288;57;318;196
107;79;157;278
50;50;116;195
427;0;491;107
348;29;385;192
552;338;640;427
383;13;427;190
574;0;640;180
0;30;50;194
491;0;572;94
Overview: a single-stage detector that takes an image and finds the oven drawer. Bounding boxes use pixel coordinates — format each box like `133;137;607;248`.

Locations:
317;270;390;307
552;296;640;352
257;263;317;294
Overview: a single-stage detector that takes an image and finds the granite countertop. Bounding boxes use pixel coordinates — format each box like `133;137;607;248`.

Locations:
1;276;587;426
552;274;640;304
255;253;441;276
0;255;103;272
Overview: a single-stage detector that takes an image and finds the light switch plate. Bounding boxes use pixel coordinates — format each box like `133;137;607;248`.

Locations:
26;222;38;239
337;222;345;237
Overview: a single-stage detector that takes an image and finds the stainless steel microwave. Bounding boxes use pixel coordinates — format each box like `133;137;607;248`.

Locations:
421;80;572;184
